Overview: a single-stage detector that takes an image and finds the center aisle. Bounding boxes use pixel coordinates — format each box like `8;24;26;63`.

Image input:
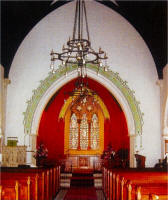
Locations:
55;169;105;200
63;169;97;199
55;188;105;200
63;187;97;200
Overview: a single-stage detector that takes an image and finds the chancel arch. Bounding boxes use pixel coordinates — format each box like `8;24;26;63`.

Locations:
25;67;142;136
24;66;143;167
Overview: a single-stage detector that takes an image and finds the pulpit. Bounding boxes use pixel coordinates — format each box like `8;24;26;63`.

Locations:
2;146;26;167
135;154;146;168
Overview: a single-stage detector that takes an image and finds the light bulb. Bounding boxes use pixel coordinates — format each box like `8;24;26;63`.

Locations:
62;45;65;51
104;66;107;72
104;52;107;59
79;45;82;50
50;63;54;70
50;49;54;55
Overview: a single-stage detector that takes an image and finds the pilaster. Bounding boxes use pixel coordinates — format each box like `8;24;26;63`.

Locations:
26;134;37;166
129;134;136;167
159;64;168;157
0;66;11;147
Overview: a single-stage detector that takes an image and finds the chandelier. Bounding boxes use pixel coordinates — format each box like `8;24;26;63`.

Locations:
68;76;96;99
50;0;108;77
69;77;98;110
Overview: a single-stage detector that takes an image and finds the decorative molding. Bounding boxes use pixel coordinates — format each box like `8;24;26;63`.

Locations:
23;64;144;135
87;64;144;135
23;65;76;134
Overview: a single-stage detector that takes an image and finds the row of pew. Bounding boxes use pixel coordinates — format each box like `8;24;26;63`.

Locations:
0;166;60;200
103;167;168;200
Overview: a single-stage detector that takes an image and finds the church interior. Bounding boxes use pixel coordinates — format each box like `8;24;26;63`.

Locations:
0;0;167;200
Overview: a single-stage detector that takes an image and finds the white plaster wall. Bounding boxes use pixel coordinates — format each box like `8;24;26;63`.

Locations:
6;0;160;167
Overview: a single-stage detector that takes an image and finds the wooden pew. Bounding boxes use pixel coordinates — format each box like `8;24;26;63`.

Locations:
103;168;168;200
136;185;168;200
1;174;39;200
0;166;60;200
1;172;43;200
114;171;168;200
0;181;19;200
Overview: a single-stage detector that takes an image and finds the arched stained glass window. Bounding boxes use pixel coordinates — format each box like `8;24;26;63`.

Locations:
80;114;89;150
91;114;99;150
69;113;78;149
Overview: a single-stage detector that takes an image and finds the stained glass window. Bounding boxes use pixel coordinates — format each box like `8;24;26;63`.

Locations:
80;114;89;150
69;113;78;149
69;113;99;150
91;114;99;150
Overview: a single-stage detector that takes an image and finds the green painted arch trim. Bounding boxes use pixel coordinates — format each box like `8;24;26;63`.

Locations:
23;64;144;135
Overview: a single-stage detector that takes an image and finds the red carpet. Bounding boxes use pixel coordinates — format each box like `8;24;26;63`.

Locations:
63;187;97;200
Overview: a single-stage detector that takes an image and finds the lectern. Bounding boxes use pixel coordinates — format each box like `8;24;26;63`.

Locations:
135;154;146;168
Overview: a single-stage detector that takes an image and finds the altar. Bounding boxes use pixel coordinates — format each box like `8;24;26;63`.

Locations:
64;155;102;172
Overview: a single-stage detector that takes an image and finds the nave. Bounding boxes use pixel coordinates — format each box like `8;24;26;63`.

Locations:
1;164;167;200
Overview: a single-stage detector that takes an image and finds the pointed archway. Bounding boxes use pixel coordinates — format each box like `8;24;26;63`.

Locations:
23;65;143;167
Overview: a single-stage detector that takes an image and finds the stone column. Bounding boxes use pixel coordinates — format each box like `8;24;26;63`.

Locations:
129;134;136;168
158;64;168;157
0;66;10;163
26;134;37;166
3;79;11;144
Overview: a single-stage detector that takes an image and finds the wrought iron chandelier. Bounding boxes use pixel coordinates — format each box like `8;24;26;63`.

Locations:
67;76;96;98
50;0;108;77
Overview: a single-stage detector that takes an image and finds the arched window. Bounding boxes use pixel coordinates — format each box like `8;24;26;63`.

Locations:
69;113;78;149
69;112;100;150
80;114;89;150
65;93;106;155
91;114;99;150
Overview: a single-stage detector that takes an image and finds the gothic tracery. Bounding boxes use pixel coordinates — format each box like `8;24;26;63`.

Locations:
69;92;100;152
